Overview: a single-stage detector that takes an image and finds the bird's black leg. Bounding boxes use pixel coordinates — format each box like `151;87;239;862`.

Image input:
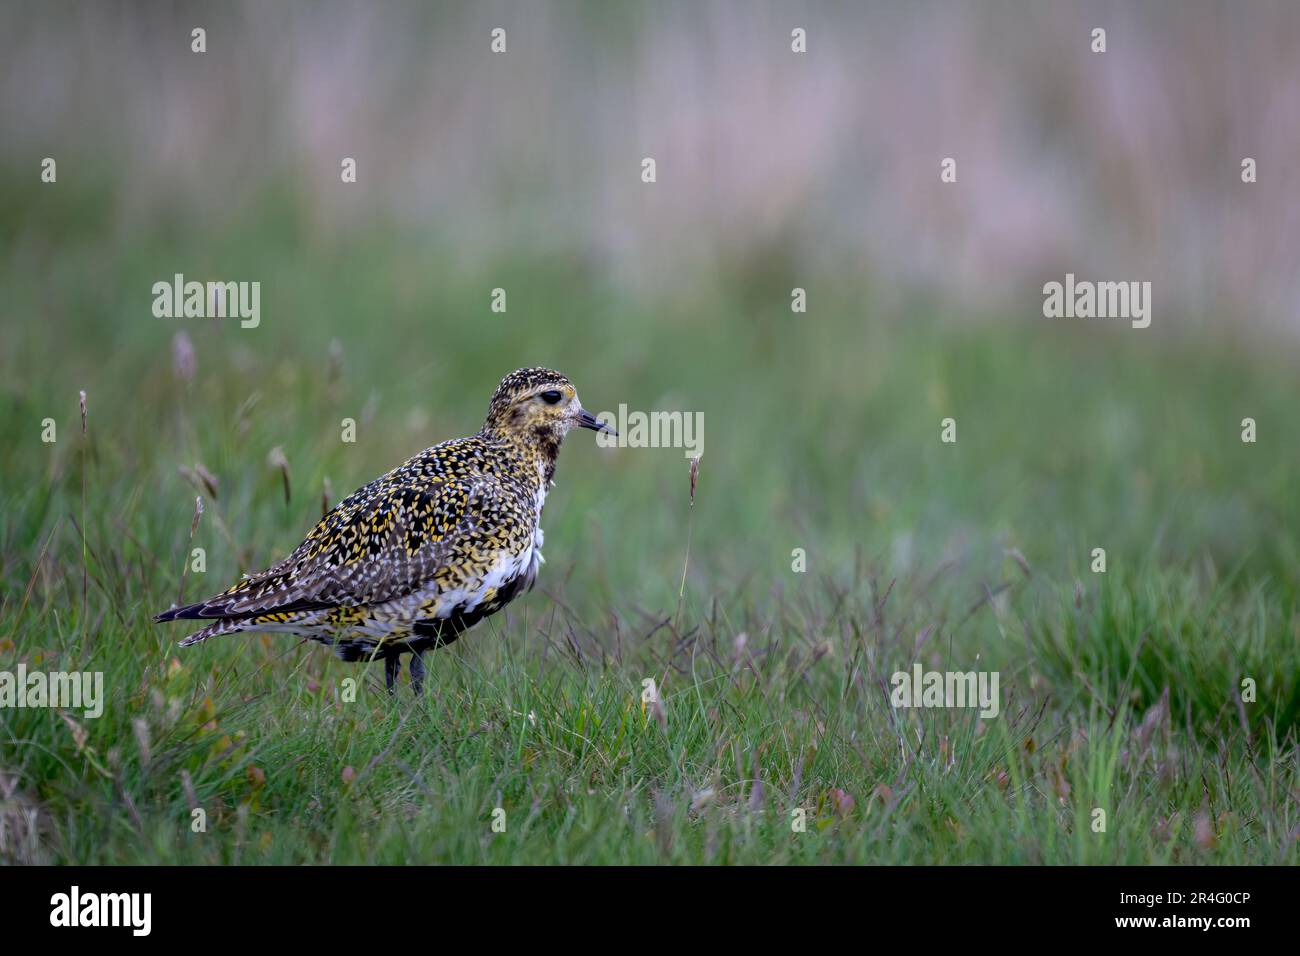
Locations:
409;650;425;695
384;652;400;694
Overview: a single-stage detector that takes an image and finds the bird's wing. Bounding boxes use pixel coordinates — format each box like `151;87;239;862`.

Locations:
156;470;531;622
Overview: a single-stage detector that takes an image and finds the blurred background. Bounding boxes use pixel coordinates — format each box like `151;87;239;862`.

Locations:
6;1;1300;324
2;0;1298;652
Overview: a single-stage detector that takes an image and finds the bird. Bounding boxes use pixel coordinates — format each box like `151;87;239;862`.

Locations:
154;367;615;694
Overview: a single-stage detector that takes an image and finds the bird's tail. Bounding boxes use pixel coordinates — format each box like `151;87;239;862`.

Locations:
178;618;246;647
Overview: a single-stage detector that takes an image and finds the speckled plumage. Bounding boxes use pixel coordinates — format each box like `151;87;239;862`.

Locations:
155;367;614;692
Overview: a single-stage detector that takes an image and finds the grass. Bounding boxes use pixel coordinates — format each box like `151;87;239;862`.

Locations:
1;182;1298;864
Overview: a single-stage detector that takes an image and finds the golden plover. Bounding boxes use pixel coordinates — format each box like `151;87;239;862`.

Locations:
155;367;615;693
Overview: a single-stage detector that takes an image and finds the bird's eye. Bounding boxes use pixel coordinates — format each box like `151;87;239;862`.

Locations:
539;390;563;405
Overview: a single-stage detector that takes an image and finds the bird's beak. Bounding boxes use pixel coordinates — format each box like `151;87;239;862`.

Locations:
575;407;616;436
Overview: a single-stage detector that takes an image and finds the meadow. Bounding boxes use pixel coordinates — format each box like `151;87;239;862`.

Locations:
1;179;1298;865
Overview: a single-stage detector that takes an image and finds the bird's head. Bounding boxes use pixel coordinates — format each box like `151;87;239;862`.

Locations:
481;367;616;446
